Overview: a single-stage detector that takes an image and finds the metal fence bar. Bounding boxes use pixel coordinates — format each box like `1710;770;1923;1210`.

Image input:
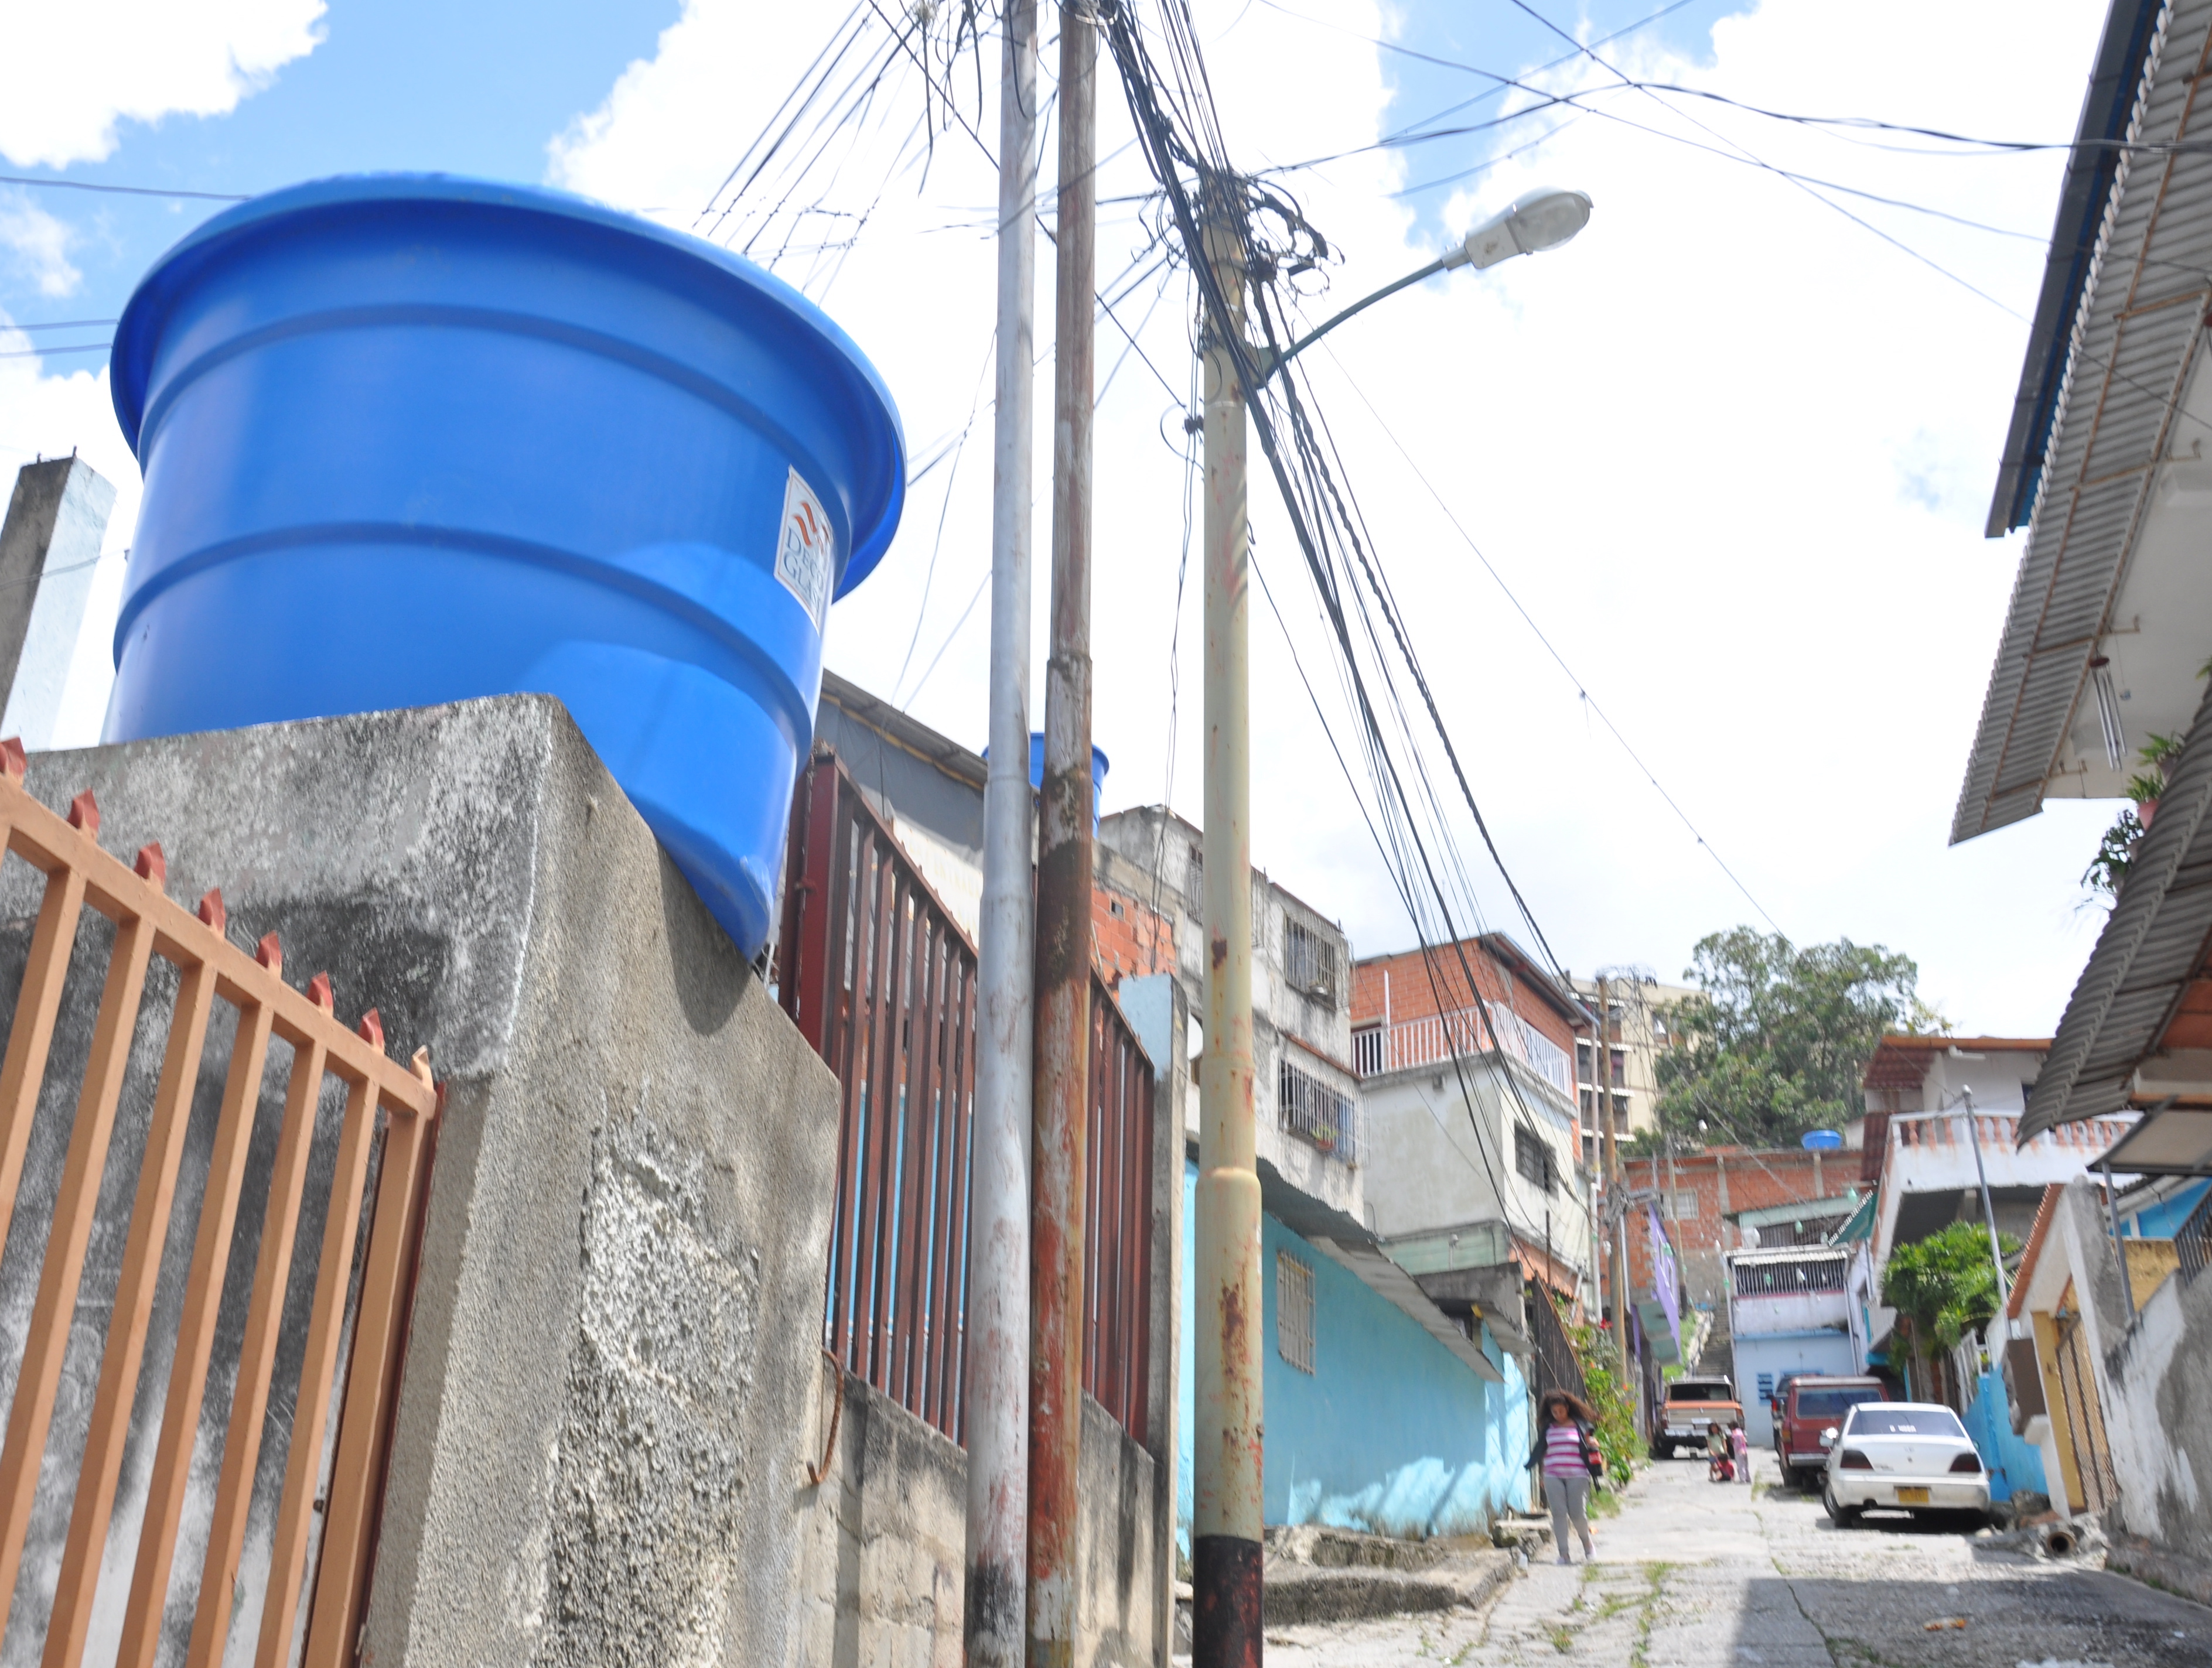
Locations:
0;754;436;1668
117;996;276;1668
256;1071;380;1667
779;751;1156;1448
187;1032;329;1668
0;907;156;1633
43;953;217;1668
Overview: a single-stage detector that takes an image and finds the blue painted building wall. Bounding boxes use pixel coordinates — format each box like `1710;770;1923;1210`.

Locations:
1177;1162;1529;1550
1961;1366;2049;1502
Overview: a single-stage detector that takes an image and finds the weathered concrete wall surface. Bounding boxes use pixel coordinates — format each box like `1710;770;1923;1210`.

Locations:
2090;1182;2212;1568
792;1361;967;1667
0;697;837;1667
794;1364;1162;1668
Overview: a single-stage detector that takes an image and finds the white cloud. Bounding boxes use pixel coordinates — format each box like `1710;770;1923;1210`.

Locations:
547;0;2112;1033
0;0;326;168
0;195;81;297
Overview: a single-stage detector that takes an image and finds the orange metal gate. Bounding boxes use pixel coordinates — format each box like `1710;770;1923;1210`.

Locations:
0;746;438;1668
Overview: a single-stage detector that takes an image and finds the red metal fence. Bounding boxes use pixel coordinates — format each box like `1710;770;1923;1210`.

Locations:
777;749;1155;1445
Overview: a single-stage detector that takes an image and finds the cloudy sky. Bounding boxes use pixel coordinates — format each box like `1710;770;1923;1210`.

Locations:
0;0;2127;1033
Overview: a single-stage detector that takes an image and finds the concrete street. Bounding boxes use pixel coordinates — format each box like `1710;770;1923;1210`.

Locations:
1262;1453;2211;1667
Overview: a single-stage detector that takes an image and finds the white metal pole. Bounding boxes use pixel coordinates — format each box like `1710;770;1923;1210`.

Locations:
1192;176;1263;1667
965;2;1040;1657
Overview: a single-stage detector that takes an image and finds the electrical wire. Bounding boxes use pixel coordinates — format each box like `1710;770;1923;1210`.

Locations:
1315;341;1784;935
0;174;248;202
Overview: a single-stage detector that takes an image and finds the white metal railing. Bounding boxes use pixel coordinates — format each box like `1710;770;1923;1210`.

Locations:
1350;1000;1573;1096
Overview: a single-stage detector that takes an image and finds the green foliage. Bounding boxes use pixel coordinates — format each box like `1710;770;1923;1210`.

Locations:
1653;928;1922;1148
1562;1307;1639;1486
1882;1221;2020;1354
2087;732;2187;903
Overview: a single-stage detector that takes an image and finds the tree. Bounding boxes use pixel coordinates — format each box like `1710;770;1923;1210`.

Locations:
1881;1221;2019;1404
1653;928;1927;1149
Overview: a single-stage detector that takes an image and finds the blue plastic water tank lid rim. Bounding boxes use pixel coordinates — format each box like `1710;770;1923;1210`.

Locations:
981;740;1113;774
108;172;907;598
1800;1129;1844;1150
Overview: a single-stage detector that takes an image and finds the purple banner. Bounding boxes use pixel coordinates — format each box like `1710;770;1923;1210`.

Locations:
1648;1205;1681;1356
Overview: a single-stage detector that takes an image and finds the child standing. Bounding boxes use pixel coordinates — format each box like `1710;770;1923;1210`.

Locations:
1729;1420;1750;1485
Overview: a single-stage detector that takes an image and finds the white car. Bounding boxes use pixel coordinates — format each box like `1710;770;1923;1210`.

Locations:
1822;1402;1991;1529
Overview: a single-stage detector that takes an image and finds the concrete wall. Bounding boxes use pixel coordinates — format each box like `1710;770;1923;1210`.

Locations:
2073;1181;2212;1565
1175;1163;1528;1547
0;699;838;1667
793;1360;1159;1668
0;456;120;751
1097;808;1363;1226
1360;1059;1589;1281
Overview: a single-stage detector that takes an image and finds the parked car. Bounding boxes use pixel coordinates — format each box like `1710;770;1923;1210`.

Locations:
1652;1376;1743;1460
1774;1376;1887;1489
1822;1402;1990;1530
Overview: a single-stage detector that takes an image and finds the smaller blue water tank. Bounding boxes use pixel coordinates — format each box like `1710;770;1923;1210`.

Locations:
104;174;906;959
1801;1129;1844;1151
983;734;1110;834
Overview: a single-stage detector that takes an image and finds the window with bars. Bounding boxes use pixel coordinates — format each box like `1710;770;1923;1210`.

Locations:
1277;1252;1316;1373
1278;1057;1358;1161
1284;919;1337;1000
1513;1124;1557;1195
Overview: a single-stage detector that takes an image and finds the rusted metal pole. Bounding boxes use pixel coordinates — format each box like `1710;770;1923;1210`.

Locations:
1027;6;1095;1663
966;0;1041;1657
1193;175;1263;1668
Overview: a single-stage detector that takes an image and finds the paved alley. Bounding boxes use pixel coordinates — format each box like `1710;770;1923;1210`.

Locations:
1259;1454;2211;1667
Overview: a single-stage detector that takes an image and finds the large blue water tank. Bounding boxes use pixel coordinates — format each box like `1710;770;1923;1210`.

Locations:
105;174;906;959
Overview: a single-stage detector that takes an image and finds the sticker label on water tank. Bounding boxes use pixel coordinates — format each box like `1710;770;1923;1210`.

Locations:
776;468;836;630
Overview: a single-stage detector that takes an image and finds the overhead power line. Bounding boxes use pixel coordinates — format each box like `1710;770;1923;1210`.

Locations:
0;174;249;203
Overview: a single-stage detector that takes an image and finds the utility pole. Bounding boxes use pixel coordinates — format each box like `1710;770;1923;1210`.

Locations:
965;1;1040;1659
1596;975;1631;1396
1028;4;1095;1664
1192;172;1262;1668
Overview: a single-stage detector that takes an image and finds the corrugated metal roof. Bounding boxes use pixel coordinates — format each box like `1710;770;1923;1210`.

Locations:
2023;674;2212;1138
1989;0;2169;537
1955;0;2212;844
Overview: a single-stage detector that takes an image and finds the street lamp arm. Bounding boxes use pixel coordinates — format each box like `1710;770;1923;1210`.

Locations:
1261;255;1446;381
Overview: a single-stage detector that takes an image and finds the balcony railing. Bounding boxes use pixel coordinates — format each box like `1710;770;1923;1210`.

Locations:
1351;1000;1573;1097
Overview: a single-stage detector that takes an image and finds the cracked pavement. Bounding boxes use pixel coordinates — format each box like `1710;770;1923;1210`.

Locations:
1258;1450;2211;1666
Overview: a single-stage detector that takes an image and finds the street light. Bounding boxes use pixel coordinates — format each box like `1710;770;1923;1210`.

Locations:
1190;180;1589;1663
1262;188;1593;378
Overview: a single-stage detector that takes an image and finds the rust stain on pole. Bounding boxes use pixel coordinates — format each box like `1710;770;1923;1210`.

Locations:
1028;5;1095;1665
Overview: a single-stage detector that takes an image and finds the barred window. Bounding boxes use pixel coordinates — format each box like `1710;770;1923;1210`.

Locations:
1514;1124;1557;1195
1278;1057;1357;1162
1732;1256;1847;1296
1277;1252;1316;1373
1284;919;1337;999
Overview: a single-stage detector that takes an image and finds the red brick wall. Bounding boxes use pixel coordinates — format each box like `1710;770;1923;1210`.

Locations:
1351;941;1578;1055
1091;881;1174;989
1620;1147;1846;1290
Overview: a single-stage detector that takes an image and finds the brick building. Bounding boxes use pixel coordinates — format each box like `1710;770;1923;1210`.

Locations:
1622;1144;1856;1318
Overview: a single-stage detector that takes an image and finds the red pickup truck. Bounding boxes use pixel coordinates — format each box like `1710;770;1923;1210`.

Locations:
1773;1375;1888;1488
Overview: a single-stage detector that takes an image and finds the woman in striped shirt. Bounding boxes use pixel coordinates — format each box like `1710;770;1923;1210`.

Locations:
1524;1390;1600;1564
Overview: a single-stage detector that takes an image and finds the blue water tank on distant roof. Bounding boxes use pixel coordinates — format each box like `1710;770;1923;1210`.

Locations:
103;173;906;958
